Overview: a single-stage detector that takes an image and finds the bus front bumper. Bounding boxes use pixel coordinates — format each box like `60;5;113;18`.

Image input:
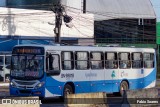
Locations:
10;87;45;97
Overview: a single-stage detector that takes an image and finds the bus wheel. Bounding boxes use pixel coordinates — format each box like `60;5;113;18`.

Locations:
63;84;73;99
120;81;128;96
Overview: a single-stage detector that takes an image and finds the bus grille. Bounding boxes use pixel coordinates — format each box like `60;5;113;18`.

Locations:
15;81;36;85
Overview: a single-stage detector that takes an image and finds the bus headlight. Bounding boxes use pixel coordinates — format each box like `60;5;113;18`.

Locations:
10;81;16;87
35;82;45;89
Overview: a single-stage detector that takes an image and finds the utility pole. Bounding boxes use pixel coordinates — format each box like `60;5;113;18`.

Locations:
52;1;64;44
83;0;86;13
51;1;72;44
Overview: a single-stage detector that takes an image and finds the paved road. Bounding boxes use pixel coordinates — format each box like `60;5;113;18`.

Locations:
0;80;160;107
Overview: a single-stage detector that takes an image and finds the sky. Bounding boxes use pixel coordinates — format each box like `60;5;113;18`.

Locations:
151;0;160;22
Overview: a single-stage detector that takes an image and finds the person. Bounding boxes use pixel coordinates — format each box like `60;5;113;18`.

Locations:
114;63;118;68
31;60;38;71
122;62;127;68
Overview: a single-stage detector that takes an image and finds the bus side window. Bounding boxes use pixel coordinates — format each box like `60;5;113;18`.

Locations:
119;52;131;69
90;52;104;69
105;52;118;69
49;54;54;70
61;51;74;70
132;53;143;68
46;53;60;75
75;52;89;70
0;56;4;71
46;54;48;71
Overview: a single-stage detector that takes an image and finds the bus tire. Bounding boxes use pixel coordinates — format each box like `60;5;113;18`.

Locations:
120;81;128;96
63;84;73;99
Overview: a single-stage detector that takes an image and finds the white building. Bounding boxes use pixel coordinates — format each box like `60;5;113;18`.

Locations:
0;0;94;51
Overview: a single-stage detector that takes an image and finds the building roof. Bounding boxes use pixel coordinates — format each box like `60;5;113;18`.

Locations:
86;0;156;20
62;0;156;20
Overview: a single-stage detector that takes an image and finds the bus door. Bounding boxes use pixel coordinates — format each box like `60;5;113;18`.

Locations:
45;51;62;96
105;52;118;93
90;52;105;92
143;53;155;88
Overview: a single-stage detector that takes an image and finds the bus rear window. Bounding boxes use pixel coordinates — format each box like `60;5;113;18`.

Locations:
143;53;154;68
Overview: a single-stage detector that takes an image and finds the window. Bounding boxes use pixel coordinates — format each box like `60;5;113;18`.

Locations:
61;52;74;70
0;56;4;65
26;55;44;72
75;52;89;70
119;52;131;69
12;55;25;71
5;56;11;65
132;53;143;68
11;55;44;78
46;54;60;75
5;56;11;69
105;52;118;69
143;53;154;68
0;56;4;70
90;52;104;69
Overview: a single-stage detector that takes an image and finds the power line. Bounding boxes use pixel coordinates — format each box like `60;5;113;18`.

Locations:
65;5;156;25
0;3;156;40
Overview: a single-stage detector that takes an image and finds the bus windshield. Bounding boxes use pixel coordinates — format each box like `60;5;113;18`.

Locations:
11;55;44;80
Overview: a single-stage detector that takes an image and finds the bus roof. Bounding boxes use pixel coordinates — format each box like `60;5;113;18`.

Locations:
13;44;155;53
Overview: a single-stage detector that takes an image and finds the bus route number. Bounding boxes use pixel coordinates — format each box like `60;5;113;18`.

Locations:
61;73;74;80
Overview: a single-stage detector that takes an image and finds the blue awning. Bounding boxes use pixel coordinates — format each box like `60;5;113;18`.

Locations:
0;39;53;52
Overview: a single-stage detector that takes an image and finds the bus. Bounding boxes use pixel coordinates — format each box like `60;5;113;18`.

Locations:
10;44;157;98
0;52;11;82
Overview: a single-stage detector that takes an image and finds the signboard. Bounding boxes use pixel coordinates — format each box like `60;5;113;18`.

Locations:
12;47;44;55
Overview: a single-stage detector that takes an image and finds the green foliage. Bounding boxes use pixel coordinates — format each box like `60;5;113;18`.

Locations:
157;22;160;44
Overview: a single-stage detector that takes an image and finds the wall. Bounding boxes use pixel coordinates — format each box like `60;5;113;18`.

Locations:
0;7;94;39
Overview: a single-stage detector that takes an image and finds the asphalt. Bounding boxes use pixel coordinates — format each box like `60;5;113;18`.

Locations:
0;81;159;107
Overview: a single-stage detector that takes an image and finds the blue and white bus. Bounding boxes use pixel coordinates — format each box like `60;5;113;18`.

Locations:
10;44;157;98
